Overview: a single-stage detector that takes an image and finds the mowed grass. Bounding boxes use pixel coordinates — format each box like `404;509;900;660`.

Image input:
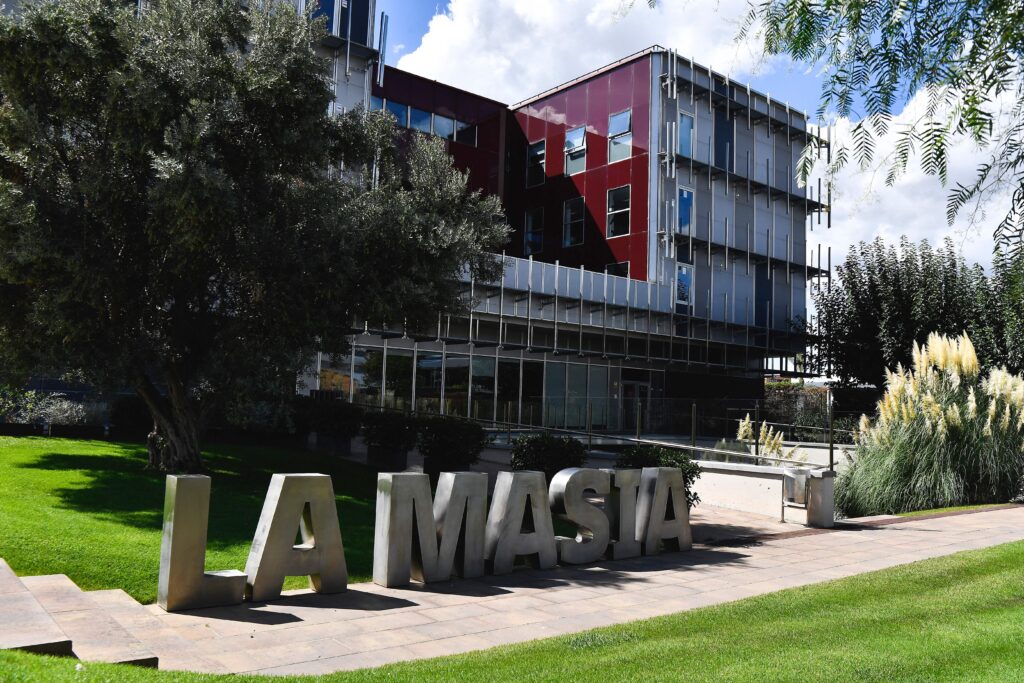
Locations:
0;436;378;603
3;539;1024;681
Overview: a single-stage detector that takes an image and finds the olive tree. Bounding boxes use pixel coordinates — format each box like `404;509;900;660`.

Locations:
0;0;507;471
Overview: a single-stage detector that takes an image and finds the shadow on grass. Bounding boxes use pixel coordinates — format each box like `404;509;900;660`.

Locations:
15;440;380;577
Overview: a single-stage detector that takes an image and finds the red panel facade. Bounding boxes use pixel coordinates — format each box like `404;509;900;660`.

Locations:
505;55;653;280
373;68;506;196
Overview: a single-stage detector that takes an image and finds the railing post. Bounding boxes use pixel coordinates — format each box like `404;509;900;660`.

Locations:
828;392;835;473
635;401;642;440
754;401;760;459
690;403;697;448
587;403;593;454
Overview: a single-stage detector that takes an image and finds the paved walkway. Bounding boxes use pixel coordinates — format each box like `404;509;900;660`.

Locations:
105;506;1023;675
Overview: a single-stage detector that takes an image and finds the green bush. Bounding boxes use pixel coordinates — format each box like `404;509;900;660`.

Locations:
510;433;586;482
837;333;1024;516
109;394;152;436
361;410;418;452
417;416;491;479
615;445;701;509
296;397;364;439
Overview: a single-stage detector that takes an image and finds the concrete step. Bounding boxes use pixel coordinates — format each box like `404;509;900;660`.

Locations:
20;575;158;667
0;559;73;656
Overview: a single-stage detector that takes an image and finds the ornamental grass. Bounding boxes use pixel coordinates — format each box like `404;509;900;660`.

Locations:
836;333;1024;517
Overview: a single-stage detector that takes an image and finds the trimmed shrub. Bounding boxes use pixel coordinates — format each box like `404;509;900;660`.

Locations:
510;433;586;482
837;332;1024;516
297;397;364;440
417;416;491;482
362;410;418;453
109;394;152;437
615;445;701;509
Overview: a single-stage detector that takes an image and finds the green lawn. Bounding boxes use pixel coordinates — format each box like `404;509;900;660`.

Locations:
3;538;1024;681
0;436;378;603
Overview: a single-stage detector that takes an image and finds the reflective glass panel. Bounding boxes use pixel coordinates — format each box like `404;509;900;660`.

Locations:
433;114;455;140
415;352;443;414
385;100;408;127
470;356;496;422
409;107;431;133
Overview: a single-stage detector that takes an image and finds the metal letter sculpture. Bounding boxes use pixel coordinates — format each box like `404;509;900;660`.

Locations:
373;472;487;587
245;474;348;602
549;468;611;564
158;475;246;611
603;468;642;559
635;467;693;555
485;471;557;575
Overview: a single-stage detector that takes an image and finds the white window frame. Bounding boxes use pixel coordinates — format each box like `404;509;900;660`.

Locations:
564;125;587;176
526;140;546;188
524;207;544;255
562;197;585;247
608;109;632;164
606;184;630;238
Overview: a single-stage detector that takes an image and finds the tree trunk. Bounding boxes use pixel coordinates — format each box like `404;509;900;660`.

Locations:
136;373;204;474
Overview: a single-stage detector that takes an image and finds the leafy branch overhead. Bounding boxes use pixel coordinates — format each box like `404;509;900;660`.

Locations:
743;0;1024;254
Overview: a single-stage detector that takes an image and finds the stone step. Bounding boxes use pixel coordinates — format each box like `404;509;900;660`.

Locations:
0;559;73;656
20;575;158;668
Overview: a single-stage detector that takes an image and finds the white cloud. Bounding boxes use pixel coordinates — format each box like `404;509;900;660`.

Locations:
392;43;406;54
813;90;1004;270
395;0;766;104
395;0;1003;268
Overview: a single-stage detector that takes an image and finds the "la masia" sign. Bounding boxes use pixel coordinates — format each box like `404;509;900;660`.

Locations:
157;468;692;612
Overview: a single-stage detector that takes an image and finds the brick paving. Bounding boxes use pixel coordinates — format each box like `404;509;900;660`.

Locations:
134;506;1024;675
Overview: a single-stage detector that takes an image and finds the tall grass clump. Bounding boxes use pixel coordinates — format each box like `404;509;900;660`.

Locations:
836;332;1024;516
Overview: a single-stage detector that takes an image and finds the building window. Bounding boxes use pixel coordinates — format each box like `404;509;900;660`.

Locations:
409;107;431;133
677;188;694;234
679;112;694;157
526;140;545;187
433;114;455;140
524;207;544;255
607;185;630;238
455;121;477;146
369;95;383;111
606;261;629;277
608;110;632;163
563;197;584;247
676;263;692;307
564;125;586;175
385;100;408;127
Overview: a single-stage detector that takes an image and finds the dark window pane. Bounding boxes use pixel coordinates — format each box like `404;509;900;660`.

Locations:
608;211;630;237
455;121;476;146
385;100;408;127
527;140;545;163
409;107;431;133
415;352;443;414
444;353;470;417
606;262;629;277
521;361;544;426
470;356;495;422
383;348;414;411
608;186;630;212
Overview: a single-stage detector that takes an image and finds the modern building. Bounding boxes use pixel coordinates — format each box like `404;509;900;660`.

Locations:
1;0;831;434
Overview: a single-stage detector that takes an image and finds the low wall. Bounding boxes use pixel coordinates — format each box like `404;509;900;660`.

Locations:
693;460;834;527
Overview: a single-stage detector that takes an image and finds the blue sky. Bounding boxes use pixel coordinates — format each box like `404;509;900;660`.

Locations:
371;0;1001;267
376;0;822;113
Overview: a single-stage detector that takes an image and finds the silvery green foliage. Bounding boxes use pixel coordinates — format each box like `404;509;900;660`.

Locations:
0;0;508;471
743;0;1024;255
2;389;87;425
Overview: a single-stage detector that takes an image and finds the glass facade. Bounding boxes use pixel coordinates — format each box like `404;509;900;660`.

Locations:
318;343;659;433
